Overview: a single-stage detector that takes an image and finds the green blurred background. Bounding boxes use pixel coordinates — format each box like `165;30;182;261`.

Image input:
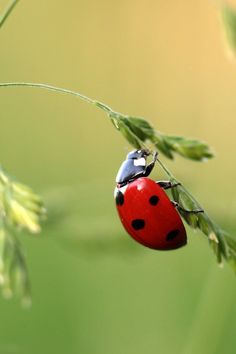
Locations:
0;0;236;353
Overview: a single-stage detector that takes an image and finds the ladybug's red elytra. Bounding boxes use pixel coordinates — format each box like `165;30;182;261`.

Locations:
114;149;203;250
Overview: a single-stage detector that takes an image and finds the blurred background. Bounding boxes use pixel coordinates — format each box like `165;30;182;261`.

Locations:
0;0;236;353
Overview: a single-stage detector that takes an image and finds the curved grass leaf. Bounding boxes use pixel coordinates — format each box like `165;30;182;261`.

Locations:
0;226;31;305
0;168;46;233
221;3;236;57
110;113;214;161
0;167;45;304
169;176;235;270
155;135;214;161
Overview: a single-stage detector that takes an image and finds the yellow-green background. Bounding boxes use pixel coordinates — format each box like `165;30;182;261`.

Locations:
0;0;236;353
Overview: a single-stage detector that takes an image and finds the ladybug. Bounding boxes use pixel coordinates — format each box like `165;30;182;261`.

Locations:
114;149;202;250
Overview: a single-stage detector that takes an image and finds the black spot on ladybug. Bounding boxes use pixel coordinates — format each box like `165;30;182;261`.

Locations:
131;219;145;230
149;195;159;206
116;190;124;206
166;229;179;241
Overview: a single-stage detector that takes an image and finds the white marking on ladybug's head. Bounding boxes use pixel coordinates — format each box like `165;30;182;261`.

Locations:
134;158;146;167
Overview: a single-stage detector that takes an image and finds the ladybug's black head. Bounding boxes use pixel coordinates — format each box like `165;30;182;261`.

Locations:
116;149;152;185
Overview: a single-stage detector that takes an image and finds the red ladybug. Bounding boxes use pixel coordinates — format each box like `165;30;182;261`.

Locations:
114;149;202;250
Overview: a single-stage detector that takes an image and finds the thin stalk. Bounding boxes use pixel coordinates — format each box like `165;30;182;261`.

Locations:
0;82;113;114
0;0;19;29
156;158;173;178
0;81;150;150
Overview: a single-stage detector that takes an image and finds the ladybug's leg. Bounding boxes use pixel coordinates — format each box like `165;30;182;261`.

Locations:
143;151;158;177
172;201;204;213
157;181;181;190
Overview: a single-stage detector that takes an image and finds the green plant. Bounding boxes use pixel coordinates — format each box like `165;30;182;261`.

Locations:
0;0;236;305
220;2;236;58
0;0;19;29
0;166;45;305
